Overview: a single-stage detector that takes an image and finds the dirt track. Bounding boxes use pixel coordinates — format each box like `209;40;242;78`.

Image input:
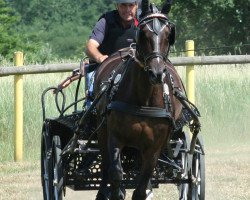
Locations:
1;146;250;200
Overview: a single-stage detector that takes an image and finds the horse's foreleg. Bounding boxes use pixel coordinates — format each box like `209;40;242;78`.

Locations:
132;150;160;200
108;135;125;200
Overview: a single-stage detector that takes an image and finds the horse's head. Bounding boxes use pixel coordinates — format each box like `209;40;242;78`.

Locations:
136;1;175;85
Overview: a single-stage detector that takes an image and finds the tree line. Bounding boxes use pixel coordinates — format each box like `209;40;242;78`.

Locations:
0;0;249;64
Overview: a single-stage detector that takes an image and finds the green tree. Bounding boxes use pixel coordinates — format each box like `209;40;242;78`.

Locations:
5;0;248;62
9;0;115;59
0;0;50;63
0;0;20;57
169;0;250;55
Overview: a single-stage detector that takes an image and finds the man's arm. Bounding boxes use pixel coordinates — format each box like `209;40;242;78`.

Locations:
86;39;108;63
86;17;109;64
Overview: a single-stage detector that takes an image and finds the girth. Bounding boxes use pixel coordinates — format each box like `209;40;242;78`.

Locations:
107;101;172;119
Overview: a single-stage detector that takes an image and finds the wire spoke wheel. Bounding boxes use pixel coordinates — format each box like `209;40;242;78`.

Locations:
178;134;205;200
189;136;205;200
177;132;190;200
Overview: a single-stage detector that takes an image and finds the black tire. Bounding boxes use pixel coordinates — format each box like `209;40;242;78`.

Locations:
41;124;53;200
51;135;64;200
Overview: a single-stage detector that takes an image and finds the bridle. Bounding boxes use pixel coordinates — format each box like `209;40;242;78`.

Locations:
136;13;171;71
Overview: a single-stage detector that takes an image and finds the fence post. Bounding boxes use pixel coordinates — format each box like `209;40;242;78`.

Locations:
185;40;195;104
14;51;24;161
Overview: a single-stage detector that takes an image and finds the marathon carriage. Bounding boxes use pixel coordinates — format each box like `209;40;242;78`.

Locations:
41;2;205;200
41;60;205;200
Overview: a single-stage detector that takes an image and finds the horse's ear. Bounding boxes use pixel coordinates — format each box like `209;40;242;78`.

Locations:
150;3;159;14
161;0;172;15
140;0;150;18
169;22;176;46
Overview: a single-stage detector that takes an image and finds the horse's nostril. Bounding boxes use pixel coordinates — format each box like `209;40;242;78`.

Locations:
148;69;163;84
157;72;162;80
148;69;155;77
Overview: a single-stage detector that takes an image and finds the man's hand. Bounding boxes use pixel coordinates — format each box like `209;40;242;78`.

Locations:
98;55;108;63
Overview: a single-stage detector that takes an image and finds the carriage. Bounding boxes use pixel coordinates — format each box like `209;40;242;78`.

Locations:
41;62;205;200
41;2;205;200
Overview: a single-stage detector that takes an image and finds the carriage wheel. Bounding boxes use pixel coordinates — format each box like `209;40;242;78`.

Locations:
177;132;190;200
178;134;205;200
188;136;205;200
52;135;64;200
41;124;53;200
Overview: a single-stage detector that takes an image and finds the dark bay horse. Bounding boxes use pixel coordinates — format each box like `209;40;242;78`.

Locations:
93;2;184;200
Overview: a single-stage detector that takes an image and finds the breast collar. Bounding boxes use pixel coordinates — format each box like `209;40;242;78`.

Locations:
107;101;172;119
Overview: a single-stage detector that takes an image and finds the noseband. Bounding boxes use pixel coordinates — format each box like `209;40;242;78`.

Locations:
136;14;171;71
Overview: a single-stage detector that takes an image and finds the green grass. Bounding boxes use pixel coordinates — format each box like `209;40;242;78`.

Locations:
0;72;85;161
175;64;250;147
0;64;250;162
195;65;250;147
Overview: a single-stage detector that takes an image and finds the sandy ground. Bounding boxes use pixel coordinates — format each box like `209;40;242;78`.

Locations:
0;146;250;200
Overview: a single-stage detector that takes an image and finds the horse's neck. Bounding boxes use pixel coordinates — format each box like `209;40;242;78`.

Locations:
119;63;164;107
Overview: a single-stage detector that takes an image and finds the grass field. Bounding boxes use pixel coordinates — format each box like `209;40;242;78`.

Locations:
0;71;83;161
1;64;249;161
0;64;250;199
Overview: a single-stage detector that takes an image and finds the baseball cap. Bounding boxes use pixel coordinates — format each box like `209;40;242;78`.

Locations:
115;0;137;3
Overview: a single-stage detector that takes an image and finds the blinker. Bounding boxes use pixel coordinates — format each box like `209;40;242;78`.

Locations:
152;18;161;35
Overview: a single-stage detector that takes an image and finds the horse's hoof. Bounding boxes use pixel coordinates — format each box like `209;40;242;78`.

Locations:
132;190;146;200
95;190;110;200
110;187;126;200
95;193;108;200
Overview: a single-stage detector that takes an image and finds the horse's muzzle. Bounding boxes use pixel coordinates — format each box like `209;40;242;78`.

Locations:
148;69;165;85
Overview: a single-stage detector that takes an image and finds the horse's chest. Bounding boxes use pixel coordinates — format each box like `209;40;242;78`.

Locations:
108;114;170;143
